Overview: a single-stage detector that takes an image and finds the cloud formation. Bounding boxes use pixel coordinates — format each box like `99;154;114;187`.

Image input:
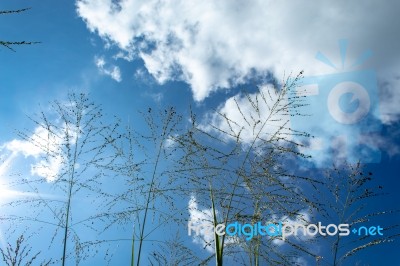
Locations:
95;56;122;82
200;84;290;146
76;0;400;167
187;195;215;252
2;127;65;182
77;0;400;122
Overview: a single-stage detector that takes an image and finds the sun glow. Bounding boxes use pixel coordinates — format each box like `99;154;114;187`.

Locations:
0;183;25;202
0;152;23;202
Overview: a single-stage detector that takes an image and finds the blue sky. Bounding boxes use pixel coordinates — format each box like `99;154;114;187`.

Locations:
0;0;399;265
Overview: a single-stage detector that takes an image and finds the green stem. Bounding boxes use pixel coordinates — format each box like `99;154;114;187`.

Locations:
220;86;288;261
136;113;170;266
131;225;135;266
62;117;81;266
210;184;223;266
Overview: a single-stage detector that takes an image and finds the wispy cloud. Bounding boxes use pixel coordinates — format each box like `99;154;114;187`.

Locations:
1;125;70;182
95;56;122;82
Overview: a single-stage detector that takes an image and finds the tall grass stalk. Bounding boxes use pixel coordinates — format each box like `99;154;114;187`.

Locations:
7;93;119;264
102;107;184;265
174;73;320;264
313;162;400;265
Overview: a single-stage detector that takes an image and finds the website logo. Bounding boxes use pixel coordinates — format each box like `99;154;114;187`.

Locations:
289;39;381;166
188;221;383;241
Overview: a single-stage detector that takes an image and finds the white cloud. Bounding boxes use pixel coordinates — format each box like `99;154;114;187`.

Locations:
188;195;215;252
163;134;177;149
30;156;63;182
198;73;394;167
271;211;313;246
188;194;315;255
77;0;400;166
379;76;400;124
4;126;64;157
151;93;163;103
200;84;290;146
188;195;239;252
292;257;308;266
2;126;66;182
95;56;122;82
77;0;400;123
142;91;163;103
4;129;46;158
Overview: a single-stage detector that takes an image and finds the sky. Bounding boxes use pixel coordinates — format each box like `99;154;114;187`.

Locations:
0;0;399;265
